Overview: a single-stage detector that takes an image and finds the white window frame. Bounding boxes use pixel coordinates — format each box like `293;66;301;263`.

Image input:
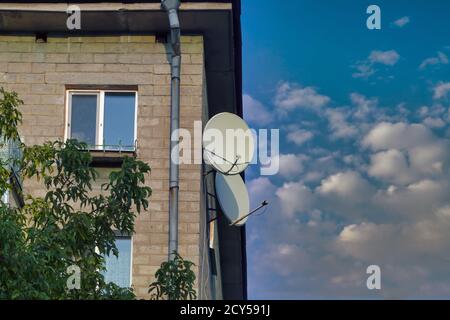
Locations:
129;237;134;287
65;89;138;151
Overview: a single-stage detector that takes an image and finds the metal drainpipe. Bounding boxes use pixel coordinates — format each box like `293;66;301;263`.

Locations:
162;0;181;262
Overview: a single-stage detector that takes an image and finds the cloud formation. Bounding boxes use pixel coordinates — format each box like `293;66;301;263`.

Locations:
433;82;450;99
317;171;373;201
368;149;415;185
369;50;400;66
274;82;330;111
326;108;358;139
393;16;410;28
352;50;400;79
362;122;433;151
276;154;308;179
248;82;450;299
276;182;314;217
350;92;379;120
287;128;313;146
243;94;273;125
419;51;448;70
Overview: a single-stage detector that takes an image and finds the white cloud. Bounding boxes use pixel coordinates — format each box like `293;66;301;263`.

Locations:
350;92;378;120
243;94;272;125
435;205;450;219
363;122;433;151
274;82;330;111
336;223;396;261
419;51;448;70
418;104;446;118
247;177;277;208
368;149;415;185
287;129;313;146
276;154;308;179
393;16;410;28
352;50;400;79
326;109;358;139
423;117;445;128
408;142;448;175
407;179;442;193
369;50;400;66
374;179;449;218
336;215;450;263
363;122;448;186
352;62;375;79
368;140;448;186
433;82;450;100
317;171;372;201
276;182;314;217
247;177;277;198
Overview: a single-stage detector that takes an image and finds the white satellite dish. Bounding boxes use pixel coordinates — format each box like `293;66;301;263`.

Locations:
203;112;254;175
215;173;250;227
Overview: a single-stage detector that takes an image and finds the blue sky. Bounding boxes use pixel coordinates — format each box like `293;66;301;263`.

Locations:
242;0;450;299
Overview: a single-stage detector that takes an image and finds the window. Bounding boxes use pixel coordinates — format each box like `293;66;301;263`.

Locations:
1;190;9;204
66;90;137;151
102;236;132;288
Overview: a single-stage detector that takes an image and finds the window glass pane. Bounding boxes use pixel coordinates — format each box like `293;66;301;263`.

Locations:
70;94;97;147
104;93;136;150
102;237;132;288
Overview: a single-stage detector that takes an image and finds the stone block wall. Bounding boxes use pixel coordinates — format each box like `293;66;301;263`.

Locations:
0;34;205;299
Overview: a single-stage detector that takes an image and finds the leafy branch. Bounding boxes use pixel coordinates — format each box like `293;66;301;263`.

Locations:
149;251;197;300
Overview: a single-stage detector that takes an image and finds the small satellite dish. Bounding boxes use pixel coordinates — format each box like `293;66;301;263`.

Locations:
203;112;254;175
215;173;250;227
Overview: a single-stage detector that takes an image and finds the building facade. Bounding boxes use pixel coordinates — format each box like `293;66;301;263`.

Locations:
0;0;245;300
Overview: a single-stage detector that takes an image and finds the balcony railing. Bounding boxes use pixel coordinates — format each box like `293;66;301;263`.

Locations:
84;140;138;154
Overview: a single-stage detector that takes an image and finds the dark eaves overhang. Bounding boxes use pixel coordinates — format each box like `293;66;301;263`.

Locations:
0;0;246;300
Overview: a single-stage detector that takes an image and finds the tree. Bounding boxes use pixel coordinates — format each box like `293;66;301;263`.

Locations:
149;251;197;300
0;87;151;299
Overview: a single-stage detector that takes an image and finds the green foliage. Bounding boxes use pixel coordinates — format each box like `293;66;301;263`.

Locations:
149;251;197;300
0;88;152;299
0;87;22;142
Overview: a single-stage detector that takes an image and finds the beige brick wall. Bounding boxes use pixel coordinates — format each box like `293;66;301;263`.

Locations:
0;34;205;299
